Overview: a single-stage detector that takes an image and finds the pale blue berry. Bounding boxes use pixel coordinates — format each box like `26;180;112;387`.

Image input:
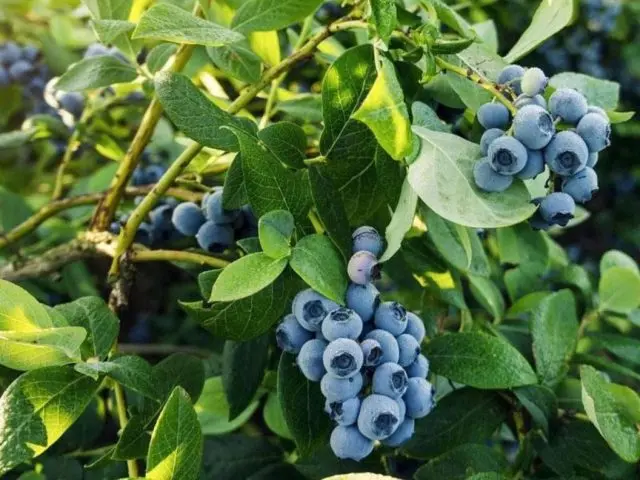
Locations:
473;158;513;193
357;394;401;440
562;167;599;203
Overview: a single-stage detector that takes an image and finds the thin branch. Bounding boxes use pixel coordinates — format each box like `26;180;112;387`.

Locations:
113;382;139;478
0;186;202;251
52;129;82;200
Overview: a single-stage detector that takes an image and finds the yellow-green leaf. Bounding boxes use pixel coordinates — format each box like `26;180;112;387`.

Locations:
0;280;58;331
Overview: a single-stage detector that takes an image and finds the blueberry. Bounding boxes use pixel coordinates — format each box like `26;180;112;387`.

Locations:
374;301;407;336
357;394;401;440
477;103;510;130
347;251;380;285
84;43;110;58
351;225;384;257
276;314;313;353
1;42;22;64
109;221;121;235
202;190;240;224
323;338;364;379
195;221;234;252
538;192;576;226
0;66;9;86
171;202;206;236
521;67;548;96
382;418;415;447
480;128;504;156
330;425;374;461
473;158;513;193
321;308;363;341
516;149;545;180
149;204;173;229
404;312;426;343
364;329;400;364
403;377;435;419
21;46;39;62
346;283;380;322
562;167;599;203
131;167;147;186
57;92;84;118
406;354;429;378
292;288;339;332
135;222;155;246
514;94;547;110
396;397;406;421
396;334;420;367
145;164;166;184
544;131;589;176
549;88;588;124
296;338;327;381
360;338;383;367
321;372;363;402
8;60;33;82
488;136;528;175
587;152;598;168
576;112;611;152
528;211;554;231
497;64;525;95
325;397;361;426
587;105;608;119
372;362;408;399
513;105;555;150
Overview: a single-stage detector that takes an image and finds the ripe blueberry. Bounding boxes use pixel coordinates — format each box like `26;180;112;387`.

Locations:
276;314;313;354
357;394;401;440
296;338;327;381
562;167;599;203
372;362;409;399
330;425;374;461
576;112;611;152
171;202;206;236
292;288;339;332
323;338;364;378
352;226;384;257
321;307;363;341
403;377;435;419
538;192;576;227
347;251;380;285
488;136;528;175
544;131;589;176
321;372;363;402
549;88;588;124
513;105;555;150
346;282;380;322
374;301;407;336
196;221;234;252
364;329;400;364
473;158;513;193
477;102;510;130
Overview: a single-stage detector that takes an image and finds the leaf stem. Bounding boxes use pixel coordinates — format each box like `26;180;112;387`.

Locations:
308;210;324;234
51;129;82;200
113;382;139;478
433;56;517;115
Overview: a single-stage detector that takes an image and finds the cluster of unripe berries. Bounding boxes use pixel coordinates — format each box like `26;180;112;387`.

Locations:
474;64;610;229
275;227;434;460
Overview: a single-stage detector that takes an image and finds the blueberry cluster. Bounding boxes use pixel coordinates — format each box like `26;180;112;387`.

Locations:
0;42;55;117
109;197;179;246
275;227;434;461
473;64;611;229
170;190;257;253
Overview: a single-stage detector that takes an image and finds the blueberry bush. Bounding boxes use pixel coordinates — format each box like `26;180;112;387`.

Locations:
0;0;639;479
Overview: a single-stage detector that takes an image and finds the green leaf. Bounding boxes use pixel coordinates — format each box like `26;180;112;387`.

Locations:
230;126;311;221
75;356;159;401
258;210;294;259
278;353;331;457
411;101;451;132
409;128;535;228
195;377;261;435
473;20;498;52
600;249;639;274
425;209;490;277
154;353;205;403
83;0;132;20
414;444;506;480
55;56;137;91
514;385;557;435
231;0;323;33
257;122;306;169
505;0;574;63
609;384;640;424
531;289;579;387
424;332;537;389
353;56;412;160
210;253;288;303
222;155;248;210
496;223;548;269
549;72;620;110
505;291;550;319
54;297;119;360
276;95;323;122
592;334;640;366
402;388;508;459
0;366;99;475
91;19;135;44
0;186;33;234
263;393;292;440
580;366;640;463
308;167;352;264
133;3;243;46
146;387;203;480
146;43;177;73
155;72;243;151
607;110;634;123
370;0;396;42
222;336;269;420
430;0;475;38
598;266;640;314
379;176;418;262
181;268;300;341
290;235;348;305
0;327;86;371
443;63;492;112
207;41;262;84
468;276;505;320
200;435;283;480
0;280;59;331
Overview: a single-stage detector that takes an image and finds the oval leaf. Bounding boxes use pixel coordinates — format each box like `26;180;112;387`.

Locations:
598;266;640;314
424;332;538;389
56;56;137;91
231;0;324;33
409;127;535;228
379;176;418;262
258;210;294;259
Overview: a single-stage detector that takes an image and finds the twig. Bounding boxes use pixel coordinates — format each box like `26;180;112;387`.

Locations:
51;129;81;200
113;381;139;478
0;186;202;251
